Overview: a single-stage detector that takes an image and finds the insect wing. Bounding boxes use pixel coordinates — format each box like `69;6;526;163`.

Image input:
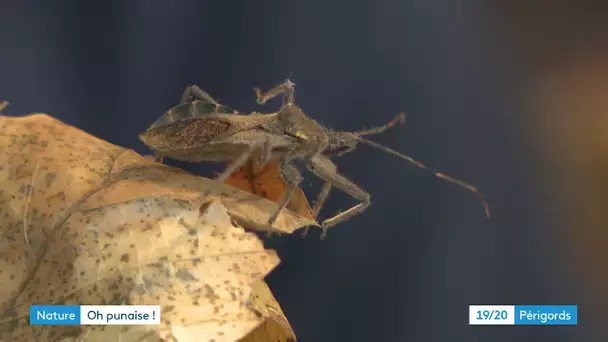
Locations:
146;101;239;131
139;110;279;153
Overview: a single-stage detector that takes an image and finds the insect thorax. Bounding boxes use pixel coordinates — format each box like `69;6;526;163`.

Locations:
271;103;330;146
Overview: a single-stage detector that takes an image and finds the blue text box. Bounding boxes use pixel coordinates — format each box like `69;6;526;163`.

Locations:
30;305;81;325
514;305;577;325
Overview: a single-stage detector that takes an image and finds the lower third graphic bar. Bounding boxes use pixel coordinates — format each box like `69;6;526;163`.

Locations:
469;305;577;325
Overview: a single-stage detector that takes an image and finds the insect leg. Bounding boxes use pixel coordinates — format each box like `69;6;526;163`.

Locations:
312;182;332;218
254;79;296;105
301;181;332;237
267;162;302;226
199;141;265;200
258;139;273;165
180;85;218;104
305;154;370;238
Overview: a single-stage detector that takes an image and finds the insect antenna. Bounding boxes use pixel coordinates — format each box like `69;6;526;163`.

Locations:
357;137;490;218
355;112;406;136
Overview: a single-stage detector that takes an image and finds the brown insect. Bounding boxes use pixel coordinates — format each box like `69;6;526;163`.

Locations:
139;80;489;237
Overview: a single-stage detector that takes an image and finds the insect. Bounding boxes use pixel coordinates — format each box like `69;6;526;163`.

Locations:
139;80;489;237
0;101;8;112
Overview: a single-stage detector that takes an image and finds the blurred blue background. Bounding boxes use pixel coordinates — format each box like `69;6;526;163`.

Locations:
1;1;606;341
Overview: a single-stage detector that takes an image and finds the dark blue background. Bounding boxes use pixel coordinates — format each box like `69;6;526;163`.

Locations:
1;1;606;341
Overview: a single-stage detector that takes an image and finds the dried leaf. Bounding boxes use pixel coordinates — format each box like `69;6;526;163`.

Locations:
223;149;315;221
240;280;296;342
0;114;301;341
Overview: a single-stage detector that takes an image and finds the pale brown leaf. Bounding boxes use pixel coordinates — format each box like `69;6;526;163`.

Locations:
0;114;300;341
240;280;296;342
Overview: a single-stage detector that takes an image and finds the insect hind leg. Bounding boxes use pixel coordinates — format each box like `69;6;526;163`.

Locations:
266;162;302;236
198;141;265;201
301;181;332;238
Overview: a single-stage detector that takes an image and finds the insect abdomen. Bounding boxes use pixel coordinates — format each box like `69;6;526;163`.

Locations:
139;117;232;151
